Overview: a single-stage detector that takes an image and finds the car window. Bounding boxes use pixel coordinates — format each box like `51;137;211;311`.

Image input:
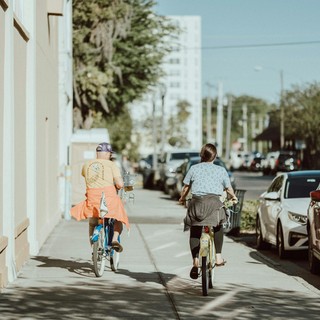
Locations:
267;176;284;193
170;152;199;161
284;177;320;199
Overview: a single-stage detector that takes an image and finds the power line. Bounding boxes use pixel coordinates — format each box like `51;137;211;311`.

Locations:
181;40;320;50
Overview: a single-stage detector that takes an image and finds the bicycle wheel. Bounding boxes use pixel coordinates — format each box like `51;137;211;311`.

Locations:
201;256;209;296
92;227;106;277
110;250;120;271
209;240;215;289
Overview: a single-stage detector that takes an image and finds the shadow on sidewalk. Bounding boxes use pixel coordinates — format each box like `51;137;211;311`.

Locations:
33;256;95;278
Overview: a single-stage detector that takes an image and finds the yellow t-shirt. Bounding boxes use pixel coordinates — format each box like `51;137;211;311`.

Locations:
82;159;121;188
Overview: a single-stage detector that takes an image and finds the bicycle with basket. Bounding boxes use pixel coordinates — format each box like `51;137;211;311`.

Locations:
91;172;136;277
199;195;239;296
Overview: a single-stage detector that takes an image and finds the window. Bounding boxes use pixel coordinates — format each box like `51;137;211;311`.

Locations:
268;176;283;193
285;177;320;199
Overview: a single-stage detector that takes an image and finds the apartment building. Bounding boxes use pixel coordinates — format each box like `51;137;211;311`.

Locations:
131;15;202;156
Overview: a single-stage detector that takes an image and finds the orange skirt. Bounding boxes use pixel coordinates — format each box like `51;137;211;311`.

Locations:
70;186;130;230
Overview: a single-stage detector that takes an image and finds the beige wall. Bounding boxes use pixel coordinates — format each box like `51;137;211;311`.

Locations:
13;23;30;270
0;3;6;288
35;1;60;247
0;5;5;235
14;27;27;226
0;0;66;288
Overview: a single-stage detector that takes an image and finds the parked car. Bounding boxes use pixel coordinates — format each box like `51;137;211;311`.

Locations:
261;151;279;175
241;152;255;171
262;150;301;175
139;154;161;189
158;149;199;193
169;156;236;199
229;151;253;171
307;186;320;274
275;151;301;173
256;170;320;258
249;153;265;172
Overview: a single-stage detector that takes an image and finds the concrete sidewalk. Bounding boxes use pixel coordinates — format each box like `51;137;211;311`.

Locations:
1;188;320;319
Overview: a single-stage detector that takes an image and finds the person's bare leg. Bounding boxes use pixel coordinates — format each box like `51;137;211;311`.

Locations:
193;257;199;267
112;220;123;242
111;220;123;252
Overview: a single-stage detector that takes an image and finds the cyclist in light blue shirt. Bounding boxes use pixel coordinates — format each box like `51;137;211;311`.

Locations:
179;143;237;280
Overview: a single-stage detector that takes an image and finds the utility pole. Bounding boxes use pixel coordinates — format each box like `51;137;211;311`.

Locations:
258;116;263;153
242;104;248;152
251;112;256;152
225;95;232;162
152;93;158;172
280;70;284;149
216;81;224;156
159;84;166;156
205;82;214;143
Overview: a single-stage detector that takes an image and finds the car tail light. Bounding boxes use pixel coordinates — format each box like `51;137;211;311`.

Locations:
310;190;320;201
297;159;301;167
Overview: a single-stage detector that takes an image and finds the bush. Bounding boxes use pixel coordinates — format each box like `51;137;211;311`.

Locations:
240;200;258;232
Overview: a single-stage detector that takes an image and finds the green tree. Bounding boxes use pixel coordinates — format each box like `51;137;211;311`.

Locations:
140;99;191;150
167;100;191;147
202;94;274;153
283;82;320;168
72;0;177;152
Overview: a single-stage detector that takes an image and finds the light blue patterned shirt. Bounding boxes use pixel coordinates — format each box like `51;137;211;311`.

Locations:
183;162;231;196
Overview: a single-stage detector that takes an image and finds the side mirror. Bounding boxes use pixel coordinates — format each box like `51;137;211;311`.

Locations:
310;190;320;201
264;191;280;201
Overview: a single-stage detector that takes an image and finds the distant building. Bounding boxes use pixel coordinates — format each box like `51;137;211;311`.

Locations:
131;16;202;156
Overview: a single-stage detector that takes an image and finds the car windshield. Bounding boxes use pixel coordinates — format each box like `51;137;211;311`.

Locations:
284;177;320;199
170;152;199;160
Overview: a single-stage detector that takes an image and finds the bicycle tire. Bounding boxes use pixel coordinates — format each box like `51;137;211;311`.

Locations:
110;251;120;271
201;256;209;296
209;240;215;289
93;227;106;277
208;265;213;289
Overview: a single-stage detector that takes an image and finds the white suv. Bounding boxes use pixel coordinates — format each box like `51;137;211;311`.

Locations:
158;149;199;193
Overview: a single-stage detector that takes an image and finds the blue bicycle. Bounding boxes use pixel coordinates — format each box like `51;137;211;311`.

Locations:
91;218;120;277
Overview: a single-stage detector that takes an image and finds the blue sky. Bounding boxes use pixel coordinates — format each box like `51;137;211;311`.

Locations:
154;0;320;104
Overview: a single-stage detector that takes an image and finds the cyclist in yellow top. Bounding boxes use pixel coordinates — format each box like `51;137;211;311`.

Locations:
71;142;129;253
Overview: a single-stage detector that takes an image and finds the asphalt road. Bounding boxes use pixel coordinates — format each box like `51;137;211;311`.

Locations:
232;171;274;201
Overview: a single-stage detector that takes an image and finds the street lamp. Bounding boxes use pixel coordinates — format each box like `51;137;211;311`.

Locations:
159;83;167;155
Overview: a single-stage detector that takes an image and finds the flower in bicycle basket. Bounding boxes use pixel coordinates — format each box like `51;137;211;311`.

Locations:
223;199;234;208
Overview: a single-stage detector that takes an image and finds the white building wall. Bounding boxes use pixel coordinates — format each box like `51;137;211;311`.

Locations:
163;16;202;150
131;15;202;156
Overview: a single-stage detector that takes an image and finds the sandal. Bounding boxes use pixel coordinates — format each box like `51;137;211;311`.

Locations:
215;260;227;267
190;266;199;279
111;241;123;253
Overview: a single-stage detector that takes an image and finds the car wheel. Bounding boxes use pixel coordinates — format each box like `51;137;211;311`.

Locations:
308;232;320;274
143;173;154;189
277;222;287;259
256;216;271;250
